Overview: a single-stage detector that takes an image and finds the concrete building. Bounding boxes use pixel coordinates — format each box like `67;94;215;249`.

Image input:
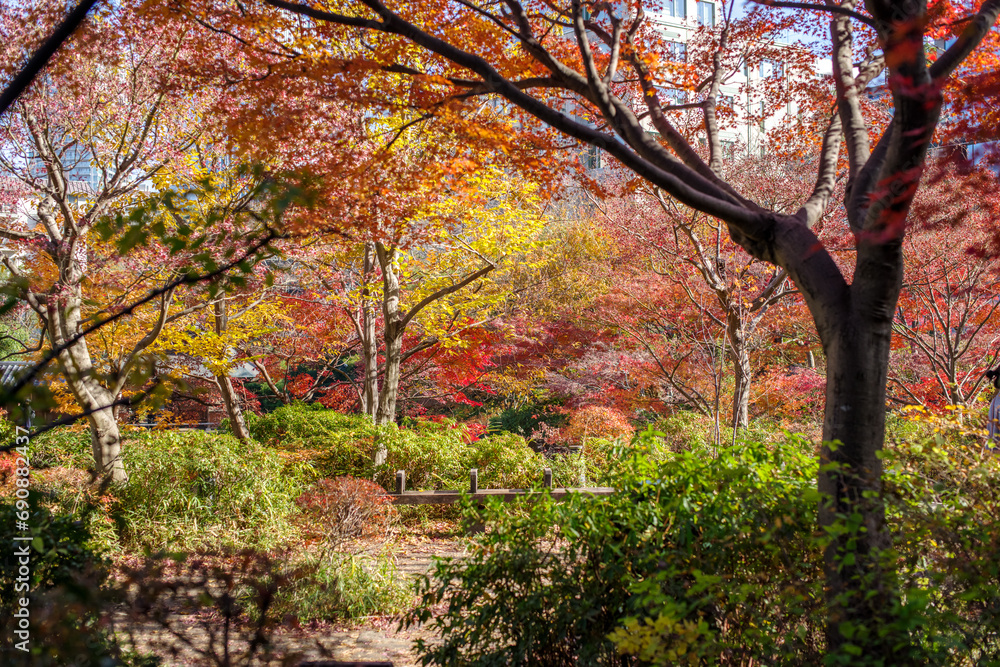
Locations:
582;1;830;169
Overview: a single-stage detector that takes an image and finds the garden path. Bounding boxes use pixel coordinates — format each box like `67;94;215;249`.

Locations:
117;534;467;666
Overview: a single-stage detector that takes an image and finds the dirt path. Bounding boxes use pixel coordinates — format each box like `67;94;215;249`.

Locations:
119;536;467;666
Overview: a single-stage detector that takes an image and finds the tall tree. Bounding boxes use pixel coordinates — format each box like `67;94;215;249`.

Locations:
0;4;206;481
179;0;1000;654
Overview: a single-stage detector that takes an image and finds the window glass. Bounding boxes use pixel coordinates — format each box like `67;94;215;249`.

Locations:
697;1;715;27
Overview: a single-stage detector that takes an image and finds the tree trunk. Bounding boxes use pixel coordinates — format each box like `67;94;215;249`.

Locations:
816;242;905;660
374;242;402;467
360;242;380;421
48;284;128;483
376;330;403;429
213;297;250;443
726;312;751;429
89;398;126;483
59;345;127;483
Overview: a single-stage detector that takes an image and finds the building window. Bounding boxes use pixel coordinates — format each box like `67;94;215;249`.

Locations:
666;41;687;62
661;88;687;106
582;145;601;169
759;100;766;131
718;94;734;111
664;0;686;19
697;1;715;27
759;58;784;78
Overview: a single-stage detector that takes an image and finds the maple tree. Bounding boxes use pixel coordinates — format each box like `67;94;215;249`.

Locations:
0;3;284;479
165;0;1000;653
889;163;1000;409
281;159;546;465
0;3;199;482
594;154;830;430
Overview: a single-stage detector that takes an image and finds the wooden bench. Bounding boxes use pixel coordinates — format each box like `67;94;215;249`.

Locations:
388;468;615;505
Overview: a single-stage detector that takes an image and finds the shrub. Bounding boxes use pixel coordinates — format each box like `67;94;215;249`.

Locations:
271;553;410;623
408;422;1000;666
295;476;396;556
248;403;543;491
24;425;92;470
465;432;544;489
110;430;303;551
488;401;568;446
563;405;634;445
0;499;155;666
406;430;827;666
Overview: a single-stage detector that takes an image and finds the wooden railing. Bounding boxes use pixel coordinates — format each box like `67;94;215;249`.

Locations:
388;468;614;505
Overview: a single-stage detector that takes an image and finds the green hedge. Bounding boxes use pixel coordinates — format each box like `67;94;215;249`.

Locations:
248;403;546;491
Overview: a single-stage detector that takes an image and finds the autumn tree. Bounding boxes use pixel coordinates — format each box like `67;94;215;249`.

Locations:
889;163;1000;409
0;3;203;482
283;160;546;466
0;3;286;479
167;0;1000;654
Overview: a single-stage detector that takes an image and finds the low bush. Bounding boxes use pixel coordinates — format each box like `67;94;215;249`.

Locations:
488;401;568;445
295;476;396;556
465;431;544;489
110;430;304;551
407;430;825;666
563;405;634;445
271;553;410;623
23;425;92;471
407;425;1000;666
249;403;544;491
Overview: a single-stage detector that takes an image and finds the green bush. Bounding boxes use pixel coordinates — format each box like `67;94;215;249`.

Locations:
25;426;92;470
248;403;544;491
110;430;304;551
488;401;568;443
406;430;826;666
271;553;410;622
407;424;1000;666
466;431;544;489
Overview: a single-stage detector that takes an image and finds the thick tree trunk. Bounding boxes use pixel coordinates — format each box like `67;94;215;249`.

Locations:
88;397;126;483
816;240;905;660
213;297;250;443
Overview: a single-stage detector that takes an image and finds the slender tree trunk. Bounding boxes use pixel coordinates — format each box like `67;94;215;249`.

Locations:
726;311;751;429
360;242;380;421
373;242;402;466
213;297;250;443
